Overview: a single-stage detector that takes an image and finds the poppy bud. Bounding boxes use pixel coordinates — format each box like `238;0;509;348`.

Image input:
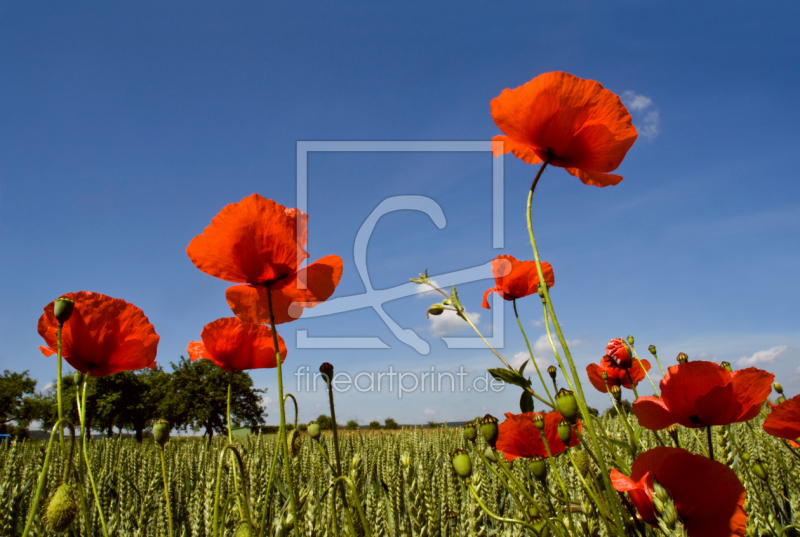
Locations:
44;483;79;533
776;395;787;405
648;344;657;356
741;451;751;462
752;459;769;482
527;503;540;519
601;371;608;381
463;422;477;443
547;365;557;380
557;419;572;445
572;450;590;477
233;522;255;537
627;335;634;346
451;449;472;478
319;362;334;383
676;352;688;364
411;272;430;285
307;421;320;440
426;303;445;317
287;429;301;457
153;419;170;448
54;297;75;325
529;455;547;480
774;382;784;395
73;371;84;386
442;299;452;305
556;388;579;423
610;385;622;403
532;413;544;430
483;446;497;463
480;414;499;447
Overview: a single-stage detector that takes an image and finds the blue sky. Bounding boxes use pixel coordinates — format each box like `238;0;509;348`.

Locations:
1;1;799;427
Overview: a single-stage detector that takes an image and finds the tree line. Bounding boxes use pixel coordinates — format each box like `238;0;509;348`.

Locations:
0;356;266;442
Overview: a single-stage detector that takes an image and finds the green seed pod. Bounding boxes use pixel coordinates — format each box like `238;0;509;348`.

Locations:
774;382;784;394
547;365;557;379
53;297;75;324
667;424;679;444
610;385;622;403
572;450;590;477
73;370;84;386
627;335;634;346
153;419;170;448
442;299;452;306
463;422;477;443
233;522;255;537
557;419;572;445
601;371;608;381
307;421;321;440
483;446;497;463
721;361;732;372
648;344;657;355
480;414;499;447
532;413;545;430
287;429;301;457
752;459;769;482
556;388;579;422
451;449;472;478
529;455;547;480
45;483;79;533
527;503;540;519
426;303;445;317
676;352;688;364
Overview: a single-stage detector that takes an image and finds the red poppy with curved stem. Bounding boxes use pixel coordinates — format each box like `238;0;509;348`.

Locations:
491;71;638;187
632;361;774;430
186;194;343;324
481;255;554;309
38;291;159;377
606;338;633;369
586;355;651;393
611;447;746;537
496;411;580;460
187;317;287;373
763;395;800;440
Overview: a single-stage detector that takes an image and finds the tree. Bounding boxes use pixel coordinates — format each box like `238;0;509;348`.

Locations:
384;417;399;430
368;421;381;430
346;419;359;431
316;414;332;430
166;356;266;440
0;370;39;436
426;421;439;429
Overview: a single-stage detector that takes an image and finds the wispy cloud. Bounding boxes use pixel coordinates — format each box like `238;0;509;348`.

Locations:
531;317;544;328
429;309;480;337
738;345;788;366
511;351;550;370
533;334;581;357
622;91;660;140
424;408;435;415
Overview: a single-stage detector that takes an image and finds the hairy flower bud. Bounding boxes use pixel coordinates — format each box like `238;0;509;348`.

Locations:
73;371;84;386
676;352;688;364
451;449;472;478
463;422;477;443
529;455;547;480
153;419;170;448
557;419;572;445
480;414;499;447
774;382;784;394
45;483;79;533
426;303;445;317
54;297;75;325
319;362;334;383
752;459;769;482
555;388;579;423
307;421;321;440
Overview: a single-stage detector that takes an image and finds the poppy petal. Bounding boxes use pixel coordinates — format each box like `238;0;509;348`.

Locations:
565;167;623;187
660;362;730;425
729;367;775;420
632;396;679;430
491;135;544;165
186;194;309;285
481;286;501;309
763;395;800;440
497;412;546;460
187;341;212;361
191;317;287;372
40;346;56;357
586;363;610;393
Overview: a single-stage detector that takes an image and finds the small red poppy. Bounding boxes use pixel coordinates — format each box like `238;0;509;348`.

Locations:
611;447;746;537
763;395;800;440
481;255;554;309
632;361;774;430
38;291;159;377
186;194;343;324
187;317;287;373
586;355;651;393
496;410;580;461
606;338;633;369
491;71;638;187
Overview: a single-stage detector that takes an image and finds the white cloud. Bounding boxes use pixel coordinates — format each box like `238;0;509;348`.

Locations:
262;395;274;406
42;382;54;392
531;318;544;328
424;408;435;415
533;334;581;357
416;279;443;298
695;352;718;362
622;91;660;140
738;345;788;367
429;309;480;337
511;351;550;371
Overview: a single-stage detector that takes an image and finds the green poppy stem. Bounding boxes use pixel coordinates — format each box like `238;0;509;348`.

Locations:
266;284;301;537
160;446;174;537
706;425;715;461
57;323;64;447
80;376;109;537
513;299;554;405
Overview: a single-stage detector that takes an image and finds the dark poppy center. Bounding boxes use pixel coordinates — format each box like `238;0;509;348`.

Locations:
688;415;706;426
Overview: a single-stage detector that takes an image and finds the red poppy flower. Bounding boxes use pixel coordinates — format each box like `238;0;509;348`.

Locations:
481;255;555;309
586;355;651;393
763;395;800;440
632;361;774;430
496;411;580;461
491;71;638;187
611;447;746;537
606;338;633;369
187;317;287;372
186;194;343;324
38;291;159;377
